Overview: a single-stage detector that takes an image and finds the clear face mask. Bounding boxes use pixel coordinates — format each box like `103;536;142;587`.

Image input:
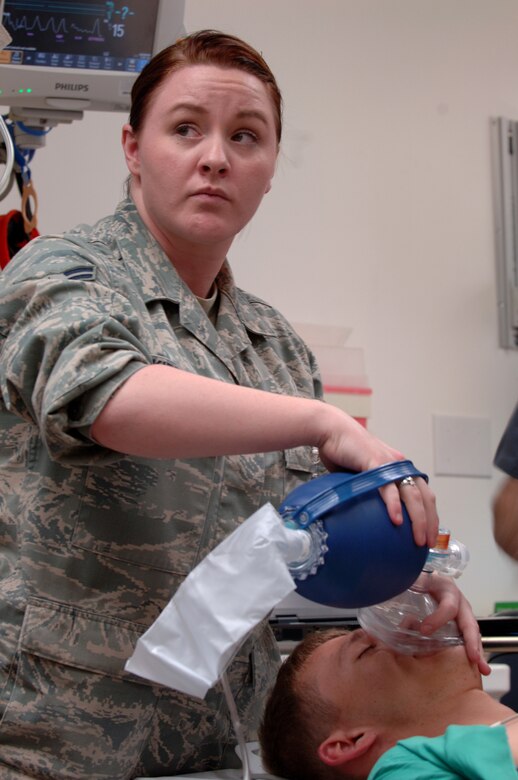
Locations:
357;529;470;655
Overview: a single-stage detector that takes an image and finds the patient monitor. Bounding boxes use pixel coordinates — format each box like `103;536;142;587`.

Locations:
0;0;185;129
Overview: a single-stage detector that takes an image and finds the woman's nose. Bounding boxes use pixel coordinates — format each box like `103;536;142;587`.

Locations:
199;135;229;175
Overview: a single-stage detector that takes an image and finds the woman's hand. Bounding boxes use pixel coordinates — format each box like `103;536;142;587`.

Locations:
419;573;491;675
315;404;439;548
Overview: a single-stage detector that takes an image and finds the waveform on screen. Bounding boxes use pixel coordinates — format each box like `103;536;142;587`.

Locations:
5;13;105;38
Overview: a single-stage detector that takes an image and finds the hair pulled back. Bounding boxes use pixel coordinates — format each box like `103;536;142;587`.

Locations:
129;29;283;142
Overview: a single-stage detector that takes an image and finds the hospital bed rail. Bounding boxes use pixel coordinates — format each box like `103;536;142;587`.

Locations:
270;614;518;655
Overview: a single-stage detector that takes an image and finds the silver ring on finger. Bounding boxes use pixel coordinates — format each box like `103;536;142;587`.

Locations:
398;476;417;489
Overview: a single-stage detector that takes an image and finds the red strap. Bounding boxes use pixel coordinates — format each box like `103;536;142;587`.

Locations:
0;210;39;269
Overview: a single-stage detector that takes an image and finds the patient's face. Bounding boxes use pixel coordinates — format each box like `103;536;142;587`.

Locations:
298;628;481;730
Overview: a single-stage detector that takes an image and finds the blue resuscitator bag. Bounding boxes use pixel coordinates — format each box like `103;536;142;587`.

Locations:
278;459;430;608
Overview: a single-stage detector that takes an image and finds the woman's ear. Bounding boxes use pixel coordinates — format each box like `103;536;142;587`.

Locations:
264;144;280;194
318;727;377;768
121;124;140;176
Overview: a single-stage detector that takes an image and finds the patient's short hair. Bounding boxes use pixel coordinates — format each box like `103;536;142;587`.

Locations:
259;629;348;780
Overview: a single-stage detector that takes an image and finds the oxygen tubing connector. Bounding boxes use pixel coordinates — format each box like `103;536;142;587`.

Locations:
277;520;329;580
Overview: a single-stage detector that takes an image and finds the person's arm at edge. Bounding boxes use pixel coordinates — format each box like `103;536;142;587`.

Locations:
492;476;518;561
505;717;518;765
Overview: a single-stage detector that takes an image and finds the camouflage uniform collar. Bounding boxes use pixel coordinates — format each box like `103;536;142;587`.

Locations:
112;198;186;304
114;197;275;338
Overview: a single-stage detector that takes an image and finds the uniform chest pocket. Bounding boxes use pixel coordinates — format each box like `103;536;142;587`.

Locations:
71;456;220;575
283;445;321;496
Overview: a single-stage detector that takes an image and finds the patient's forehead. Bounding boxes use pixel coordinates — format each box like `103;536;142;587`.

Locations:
299;630;362;690
298;630;424;729
299;629;422;700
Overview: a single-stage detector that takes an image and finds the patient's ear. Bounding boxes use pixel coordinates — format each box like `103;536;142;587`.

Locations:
318;728;377;767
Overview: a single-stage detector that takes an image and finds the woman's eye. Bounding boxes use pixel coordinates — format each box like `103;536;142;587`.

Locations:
175;124;197;138
232;130;258;145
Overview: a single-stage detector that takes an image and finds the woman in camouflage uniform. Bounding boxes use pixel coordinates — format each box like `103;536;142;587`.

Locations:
0;30;483;780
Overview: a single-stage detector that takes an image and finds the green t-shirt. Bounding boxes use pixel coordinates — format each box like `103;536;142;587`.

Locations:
368;725;517;779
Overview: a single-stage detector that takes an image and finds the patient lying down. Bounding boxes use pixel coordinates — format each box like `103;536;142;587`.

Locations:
259;628;518;780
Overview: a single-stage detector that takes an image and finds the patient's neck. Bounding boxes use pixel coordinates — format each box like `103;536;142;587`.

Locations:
415;689;515;737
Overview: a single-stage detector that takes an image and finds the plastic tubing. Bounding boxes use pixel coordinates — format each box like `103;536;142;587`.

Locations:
0;115;14;198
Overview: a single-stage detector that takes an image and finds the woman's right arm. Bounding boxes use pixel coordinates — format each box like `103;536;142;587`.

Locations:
91;364;438;547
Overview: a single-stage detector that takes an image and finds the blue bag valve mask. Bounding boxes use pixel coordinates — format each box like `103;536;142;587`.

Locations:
279;460;430;608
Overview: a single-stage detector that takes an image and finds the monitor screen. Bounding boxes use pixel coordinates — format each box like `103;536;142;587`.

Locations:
0;0;185;115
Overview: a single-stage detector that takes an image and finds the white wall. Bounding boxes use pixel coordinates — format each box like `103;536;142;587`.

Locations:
2;0;518;614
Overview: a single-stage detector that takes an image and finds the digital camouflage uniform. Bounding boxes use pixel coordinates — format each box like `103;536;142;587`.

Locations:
0;198;323;780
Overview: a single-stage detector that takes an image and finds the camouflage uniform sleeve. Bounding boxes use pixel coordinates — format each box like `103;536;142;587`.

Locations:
307;342;324;402
237;287;324;403
0;239;152;465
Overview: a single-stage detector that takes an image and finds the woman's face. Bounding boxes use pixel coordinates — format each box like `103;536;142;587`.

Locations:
122;64;279;257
